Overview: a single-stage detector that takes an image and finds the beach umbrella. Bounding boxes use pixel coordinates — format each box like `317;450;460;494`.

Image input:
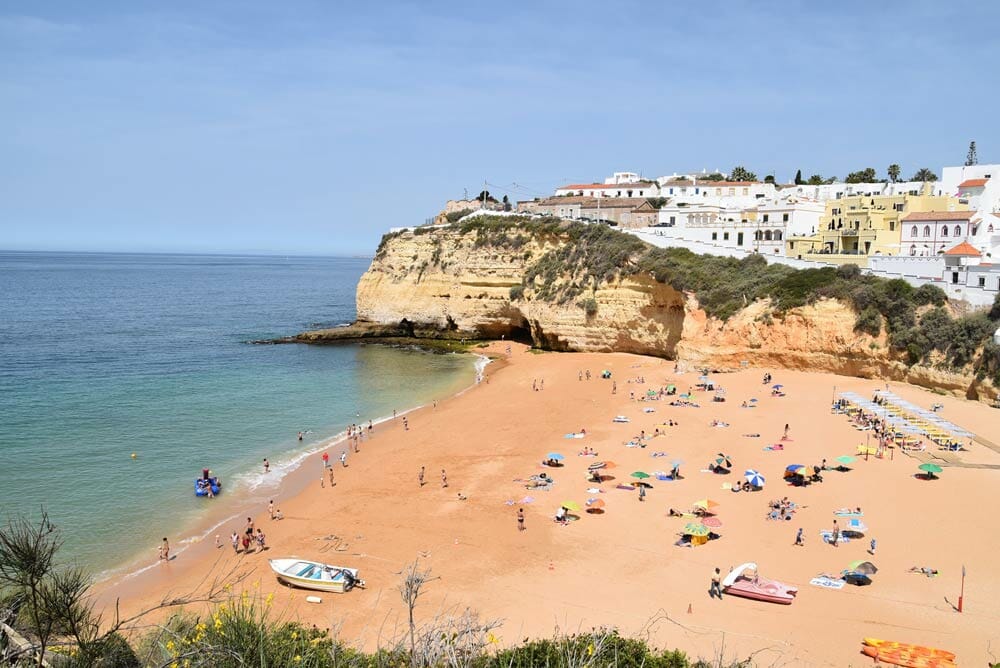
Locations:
713;457;732;468
601;461;618;469
546;453;564;461
588;461;606;471
671;459;685;467
772;384;784;389
700;516;723;528
847;560;878;575
692;499;719;510
683;523;711;536
631;471;651;479
744;470;766;487
835;455;857;465
698;375;709;382
785;464;806;473
841;572;872;586
586;498;605;509
561;501;581;511
749;398;758;403
647;389;657;396
918;463;943;474
666;384;676;391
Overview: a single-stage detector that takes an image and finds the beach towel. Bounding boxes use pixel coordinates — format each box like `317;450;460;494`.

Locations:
833;510;863;518
643;407;656;413
763;444;784;451
520;496;535;504
612;416;630;423
586;487;602;494
820;530;850;544
615;484;635;491
809;576;846;590
743;434;761;438
650;452;669;458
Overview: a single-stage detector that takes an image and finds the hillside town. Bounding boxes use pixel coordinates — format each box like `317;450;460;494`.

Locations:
438;147;1000;306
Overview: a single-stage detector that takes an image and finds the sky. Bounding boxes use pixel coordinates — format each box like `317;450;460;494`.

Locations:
1;1;998;255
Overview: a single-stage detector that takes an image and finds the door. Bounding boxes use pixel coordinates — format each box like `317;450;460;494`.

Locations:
952;272;959;284
737;232;744;246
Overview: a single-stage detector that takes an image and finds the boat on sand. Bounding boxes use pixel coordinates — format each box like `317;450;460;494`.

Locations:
269;559;364;593
721;562;797;604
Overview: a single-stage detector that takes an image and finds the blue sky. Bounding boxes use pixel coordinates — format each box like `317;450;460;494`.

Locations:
2;1;997;255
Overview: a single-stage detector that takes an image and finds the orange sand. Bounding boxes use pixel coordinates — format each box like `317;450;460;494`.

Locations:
96;344;1000;666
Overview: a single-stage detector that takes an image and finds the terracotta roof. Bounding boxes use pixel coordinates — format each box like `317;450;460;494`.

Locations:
958;178;988;188
901;211;975;221
943;241;981;256
703;181;765;187
580;197;652;209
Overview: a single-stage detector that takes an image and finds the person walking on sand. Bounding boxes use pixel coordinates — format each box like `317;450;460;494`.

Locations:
255;528;266;552
418;466;425;487
532;379;537;391
322;452;330;469
328;468;335;486
869;537;877;555
517;508;525;531
710;567;723;599
241;533;251;553
340;452;347;467
160;538;170;561
403;417;408;431
638;485;646;502
320;474;325;488
612;381;617;394
831;520;840;547
263;458;270;473
783;423;790;440
441;469;448;488
794;527;803;546
230;531;239;553
268;500;275;520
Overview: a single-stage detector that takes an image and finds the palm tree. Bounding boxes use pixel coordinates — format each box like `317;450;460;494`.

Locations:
887;164;900;183
911;168;938;182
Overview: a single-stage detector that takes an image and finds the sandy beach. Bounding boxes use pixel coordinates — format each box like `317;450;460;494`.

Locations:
96;343;1000;666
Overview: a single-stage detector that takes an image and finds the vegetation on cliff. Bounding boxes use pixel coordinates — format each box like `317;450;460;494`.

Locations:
388;216;1000;383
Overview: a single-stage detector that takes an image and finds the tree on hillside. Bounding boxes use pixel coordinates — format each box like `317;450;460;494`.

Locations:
794;169;803;185
729;166;757;182
845;167;878;183
702;172;726;181
476;190;498;203
912;168;938;182
764;174;776;184
966;141;978;166
806;174;826;185
887;164;901;183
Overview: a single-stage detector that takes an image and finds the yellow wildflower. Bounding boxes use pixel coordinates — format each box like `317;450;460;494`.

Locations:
293;656;302;663
290;631;298;640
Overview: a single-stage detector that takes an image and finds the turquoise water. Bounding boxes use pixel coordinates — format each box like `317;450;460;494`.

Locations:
0;252;477;572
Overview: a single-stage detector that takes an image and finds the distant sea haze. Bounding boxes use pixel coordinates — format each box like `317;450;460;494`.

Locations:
0;252;475;573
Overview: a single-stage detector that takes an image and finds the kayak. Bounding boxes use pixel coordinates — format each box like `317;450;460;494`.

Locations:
863;639;955;662
860;644;956;668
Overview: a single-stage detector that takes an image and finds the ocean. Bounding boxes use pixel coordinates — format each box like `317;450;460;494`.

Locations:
0;252;478;574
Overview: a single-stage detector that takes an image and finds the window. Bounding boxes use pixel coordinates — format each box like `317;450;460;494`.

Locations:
782;213;789;222
695;188;700;194
742;188;749;195
723;232;729;240
923;226;931;237
763;214;769;222
669;216;676;225
889;221;895;231
979;276;986;287
954;225;962;237
639;190;643;196
909;244;917;256
764;230;772;241
911;226;918;237
711;232;717;240
942;226;949;237
716;188;722;196
728;188;735;196
669;188;674;195
895;203;904;211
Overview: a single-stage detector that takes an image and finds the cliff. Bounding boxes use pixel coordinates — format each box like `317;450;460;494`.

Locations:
295;220;997;401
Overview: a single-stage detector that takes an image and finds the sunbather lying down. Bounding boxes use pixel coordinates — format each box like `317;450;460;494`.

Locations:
908;566;939;577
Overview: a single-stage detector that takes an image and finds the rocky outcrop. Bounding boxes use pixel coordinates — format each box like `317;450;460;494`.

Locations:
297;225;995;400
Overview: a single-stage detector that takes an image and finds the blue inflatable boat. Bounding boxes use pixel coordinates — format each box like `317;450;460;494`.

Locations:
195;468;221;497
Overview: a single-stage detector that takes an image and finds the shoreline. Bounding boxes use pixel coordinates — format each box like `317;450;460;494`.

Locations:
94;345;1000;665
93;352;490;588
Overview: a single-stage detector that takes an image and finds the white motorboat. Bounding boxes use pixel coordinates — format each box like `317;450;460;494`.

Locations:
269;558;364;593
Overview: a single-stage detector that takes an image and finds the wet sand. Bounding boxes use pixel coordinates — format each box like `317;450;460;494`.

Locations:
96;343;1000;666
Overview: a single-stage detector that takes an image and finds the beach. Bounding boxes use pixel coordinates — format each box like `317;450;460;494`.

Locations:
96;343;1000;666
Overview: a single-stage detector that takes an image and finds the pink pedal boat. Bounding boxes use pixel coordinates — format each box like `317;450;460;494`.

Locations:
721;562;798;604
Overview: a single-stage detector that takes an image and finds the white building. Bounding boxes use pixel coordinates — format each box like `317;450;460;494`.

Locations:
554;181;660;198
779;181;944;202
900;211;979;256
604;172;642;184
941;164;1000;213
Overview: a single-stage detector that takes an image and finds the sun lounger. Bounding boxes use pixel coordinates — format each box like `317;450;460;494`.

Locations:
612;416;630;423
809;576;846;590
833;509;863;517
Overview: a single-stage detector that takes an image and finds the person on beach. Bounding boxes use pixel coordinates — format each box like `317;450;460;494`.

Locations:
831;520;840;547
709;567;722;599
869;538;877;555
328;468;335;486
403;417;409;431
215;534;221;549
269;500;275;520
638;485;646;502
532;379;537;391
274;509;284;520
160;538;170;561
230;531;239;553
320;475;325;488
419;466;425;487
794;527;804;546
246;517;254;535
368;420;373;434
393;409;397;419
255;528;266;552
241;533;251;553
322;452;330;469
298;431;303;441
441;469;448;488
263;458;270;473
783;423;790;440
517;508;525;531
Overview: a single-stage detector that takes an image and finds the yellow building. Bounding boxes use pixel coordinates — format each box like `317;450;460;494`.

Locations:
785;184;968;265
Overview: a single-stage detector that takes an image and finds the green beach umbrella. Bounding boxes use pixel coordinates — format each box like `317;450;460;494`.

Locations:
847;560;878;575
835;455;857;465
561;501;581;512
683;523;711;537
918;463;943;474
631;471;651;479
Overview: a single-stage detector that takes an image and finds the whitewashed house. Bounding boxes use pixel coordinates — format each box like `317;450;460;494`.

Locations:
901;211;979;256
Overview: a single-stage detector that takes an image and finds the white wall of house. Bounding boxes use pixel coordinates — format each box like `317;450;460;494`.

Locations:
605;172;641;184
900;216;976;256
554;183;659;198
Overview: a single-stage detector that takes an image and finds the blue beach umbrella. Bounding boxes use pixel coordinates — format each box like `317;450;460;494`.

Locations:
772;384;784;390
547;453;565;461
744;470;766;487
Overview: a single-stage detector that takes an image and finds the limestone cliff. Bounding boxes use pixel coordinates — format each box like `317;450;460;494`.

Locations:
296;224;996;400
